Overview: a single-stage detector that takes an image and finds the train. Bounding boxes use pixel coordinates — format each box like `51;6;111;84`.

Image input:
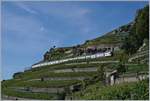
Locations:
31;51;112;68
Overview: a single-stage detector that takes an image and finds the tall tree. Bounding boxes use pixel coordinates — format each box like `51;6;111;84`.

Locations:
135;5;149;40
122;5;149;55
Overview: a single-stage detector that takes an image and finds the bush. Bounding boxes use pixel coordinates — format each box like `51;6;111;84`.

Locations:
13;72;23;79
116;63;126;74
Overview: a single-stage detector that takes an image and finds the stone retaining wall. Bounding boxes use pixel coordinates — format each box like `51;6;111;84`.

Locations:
65;60;119;65
128;53;148;62
54;67;97;73
27;77;90;82
43;76;89;81
2;95;33;100
113;75;148;85
13;87;65;93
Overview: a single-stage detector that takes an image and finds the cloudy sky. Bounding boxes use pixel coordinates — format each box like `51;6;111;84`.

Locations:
1;1;148;80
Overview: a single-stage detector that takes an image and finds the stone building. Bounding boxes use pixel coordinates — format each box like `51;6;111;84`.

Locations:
105;70;118;85
86;43;121;52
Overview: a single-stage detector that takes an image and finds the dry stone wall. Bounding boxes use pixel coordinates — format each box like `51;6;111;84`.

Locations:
27;76;89;81
54;67;97;73
43;77;89;81
12;87;65;93
111;74;148;85
2;95;33;100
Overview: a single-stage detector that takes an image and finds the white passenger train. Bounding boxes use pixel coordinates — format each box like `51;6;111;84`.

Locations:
32;51;112;68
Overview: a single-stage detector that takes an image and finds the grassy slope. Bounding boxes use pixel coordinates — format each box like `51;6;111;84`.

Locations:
2;80;81;88
2;87;58;100
14;71;97;80
83;33;122;47
82;24;130;47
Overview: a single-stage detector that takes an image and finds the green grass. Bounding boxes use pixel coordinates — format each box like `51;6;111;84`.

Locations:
7;80;81;88
83;33;123;46
2;79;23;87
2;87;59;100
125;64;148;73
14;71;97;80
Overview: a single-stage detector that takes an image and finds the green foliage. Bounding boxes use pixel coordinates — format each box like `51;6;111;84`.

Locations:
115;53;127;74
135;5;149;40
72;80;149;100
122;5;149;55
116;63;126;74
13;72;23;79
97;65;106;84
118;52;128;63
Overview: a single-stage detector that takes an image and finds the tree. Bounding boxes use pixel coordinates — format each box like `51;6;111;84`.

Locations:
116;53;127;74
49;47;54;53
13;72;23;79
97;65;106;84
53;45;56;48
122;5;149;55
135;5;149;40
116;63;126;74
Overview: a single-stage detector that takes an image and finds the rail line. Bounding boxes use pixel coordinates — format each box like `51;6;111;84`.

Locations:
32;51;112;68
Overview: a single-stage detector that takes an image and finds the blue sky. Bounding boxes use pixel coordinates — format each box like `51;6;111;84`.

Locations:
1;1;148;80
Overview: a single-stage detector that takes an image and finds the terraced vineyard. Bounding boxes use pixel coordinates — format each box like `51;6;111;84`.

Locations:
1;5;149;100
2;49;149;100
2;28;149;100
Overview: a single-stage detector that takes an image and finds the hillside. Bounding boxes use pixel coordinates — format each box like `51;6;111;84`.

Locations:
40;22;132;62
1;5;149;100
83;22;132;46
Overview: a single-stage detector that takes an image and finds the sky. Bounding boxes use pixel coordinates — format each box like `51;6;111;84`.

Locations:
1;1;148;80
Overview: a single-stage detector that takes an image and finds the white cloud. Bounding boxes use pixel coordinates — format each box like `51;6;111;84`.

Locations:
27;3;92;32
15;2;38;14
9;2;94;36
